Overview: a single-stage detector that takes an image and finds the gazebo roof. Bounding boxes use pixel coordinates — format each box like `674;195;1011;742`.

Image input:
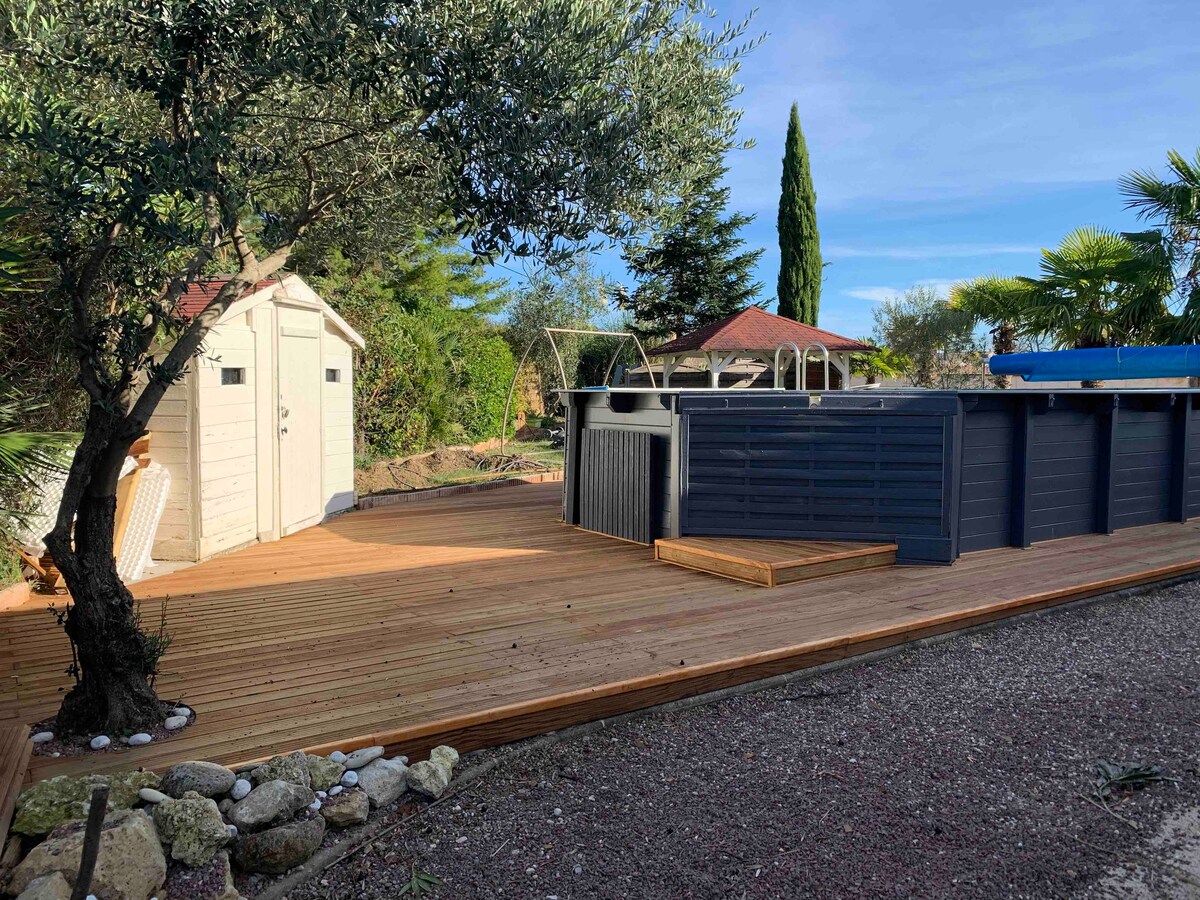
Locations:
647;306;874;356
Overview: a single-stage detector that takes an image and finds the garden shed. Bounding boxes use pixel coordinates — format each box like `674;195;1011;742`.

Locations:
148;274;364;562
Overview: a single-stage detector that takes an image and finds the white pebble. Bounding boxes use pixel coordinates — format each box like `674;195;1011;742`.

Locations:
328;785;343;796
139;788;168;804
456;836;468;844
340;770;358;788
553;808;562;816
227;824;238;839
308;800;321;812
328;750;347;764
128;733;152;746
316;790;327;799
172;707;192;718
31;731;54;744
163;715;188;731
574;865;583;875
230;779;252;800
89;735;111;750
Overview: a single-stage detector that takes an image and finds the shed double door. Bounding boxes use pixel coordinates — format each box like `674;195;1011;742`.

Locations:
277;309;323;534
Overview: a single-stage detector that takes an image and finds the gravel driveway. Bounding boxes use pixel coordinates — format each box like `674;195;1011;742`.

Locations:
289;580;1200;900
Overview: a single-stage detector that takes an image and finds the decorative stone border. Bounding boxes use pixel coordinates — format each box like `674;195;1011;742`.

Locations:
356;470;562;510
3;741;461;900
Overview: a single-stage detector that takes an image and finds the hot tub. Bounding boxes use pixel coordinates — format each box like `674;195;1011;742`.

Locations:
559;388;1200;564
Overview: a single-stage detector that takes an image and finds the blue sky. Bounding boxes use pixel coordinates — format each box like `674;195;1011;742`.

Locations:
495;0;1200;339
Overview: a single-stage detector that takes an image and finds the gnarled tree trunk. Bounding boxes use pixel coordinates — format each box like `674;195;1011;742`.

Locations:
45;413;162;735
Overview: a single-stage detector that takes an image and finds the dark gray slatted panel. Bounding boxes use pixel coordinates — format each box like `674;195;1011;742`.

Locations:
1027;407;1100;542
1113;406;1172;529
959;403;1014;552
579;428;653;544
577;404;671;538
685;412;947;540
1186;403;1200;518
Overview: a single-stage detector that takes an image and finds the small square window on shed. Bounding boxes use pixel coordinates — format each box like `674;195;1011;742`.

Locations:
221;367;245;386
325;368;341;383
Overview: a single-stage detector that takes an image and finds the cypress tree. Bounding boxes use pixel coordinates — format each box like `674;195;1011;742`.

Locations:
777;103;822;324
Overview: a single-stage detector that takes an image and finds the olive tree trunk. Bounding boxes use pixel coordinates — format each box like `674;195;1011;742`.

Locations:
44;413;162;735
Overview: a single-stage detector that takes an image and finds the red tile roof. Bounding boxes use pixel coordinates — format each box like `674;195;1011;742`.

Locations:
648;306;874;356
177;276;280;318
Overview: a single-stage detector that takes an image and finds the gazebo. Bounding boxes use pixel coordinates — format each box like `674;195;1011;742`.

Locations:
644;306;874;389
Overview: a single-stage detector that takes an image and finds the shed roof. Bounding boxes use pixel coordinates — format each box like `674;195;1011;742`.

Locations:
177;274;364;349
178;277;280;318
648;306;873;356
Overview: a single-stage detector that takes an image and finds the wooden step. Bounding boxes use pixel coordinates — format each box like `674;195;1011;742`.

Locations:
654;537;898;587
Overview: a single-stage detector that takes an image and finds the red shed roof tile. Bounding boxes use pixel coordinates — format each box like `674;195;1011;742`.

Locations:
648;306;874;356
177;276;280;318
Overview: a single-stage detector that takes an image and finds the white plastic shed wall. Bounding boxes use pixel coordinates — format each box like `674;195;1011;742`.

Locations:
322;319;356;515
196;314;259;557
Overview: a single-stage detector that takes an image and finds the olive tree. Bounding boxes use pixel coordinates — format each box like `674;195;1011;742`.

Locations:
1;0;754;733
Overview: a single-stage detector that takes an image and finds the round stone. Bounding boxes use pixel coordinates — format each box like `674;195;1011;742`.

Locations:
164;716;188;731
172;707;193;718
316;790;327;799
230;779;252;801
128;733;152;747
31;731;54;744
328;785;343;796
227;824;238;838
308;799;322;812
89;735;111;750
340;770;358;788
139;788;169;804
328;751;347;764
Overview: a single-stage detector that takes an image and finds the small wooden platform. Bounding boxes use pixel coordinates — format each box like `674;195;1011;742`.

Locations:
655;537;897;586
2;482;1200;785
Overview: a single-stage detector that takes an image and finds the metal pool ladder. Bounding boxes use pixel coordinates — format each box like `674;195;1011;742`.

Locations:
773;341;830;390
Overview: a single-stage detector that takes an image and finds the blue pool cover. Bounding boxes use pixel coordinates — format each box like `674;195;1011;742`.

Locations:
990;346;1200;382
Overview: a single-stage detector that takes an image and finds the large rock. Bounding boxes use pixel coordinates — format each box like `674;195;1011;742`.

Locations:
407;745;460;799
356;757;408;808
318;789;369;828
14;872;71;900
9;808;167;899
305;754;344;792
228;780;314;832
152;791;230;866
250;751;310;788
161;851;238;900
12;771;160;836
231;815;325;875
160;762;236;799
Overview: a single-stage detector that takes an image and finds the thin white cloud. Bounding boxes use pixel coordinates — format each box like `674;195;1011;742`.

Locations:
843;287;901;303
844;278;958;303
825;243;1041;260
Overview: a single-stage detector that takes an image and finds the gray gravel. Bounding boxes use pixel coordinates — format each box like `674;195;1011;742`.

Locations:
289;581;1200;900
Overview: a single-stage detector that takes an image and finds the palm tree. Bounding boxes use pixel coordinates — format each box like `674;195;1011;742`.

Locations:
949;276;1030;388
1018;227;1169;387
1120;149;1200;343
850;340;907;385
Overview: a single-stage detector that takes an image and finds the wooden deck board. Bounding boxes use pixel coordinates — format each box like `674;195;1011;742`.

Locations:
2;481;1199;783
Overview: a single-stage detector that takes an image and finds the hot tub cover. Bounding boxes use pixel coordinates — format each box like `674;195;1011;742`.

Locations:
990;346;1200;382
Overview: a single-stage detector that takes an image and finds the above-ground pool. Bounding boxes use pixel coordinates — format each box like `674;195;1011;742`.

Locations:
559;388;1200;564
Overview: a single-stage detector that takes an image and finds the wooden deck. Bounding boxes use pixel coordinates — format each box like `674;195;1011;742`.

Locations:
655;536;897;586
3;481;1200;784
